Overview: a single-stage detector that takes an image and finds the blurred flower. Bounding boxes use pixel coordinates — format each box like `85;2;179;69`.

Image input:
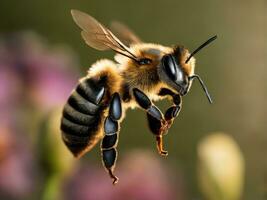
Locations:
197;132;245;200
0;31;80;112
65;150;183;200
39;108;75;176
0;31;81;199
38;108;76;200
0;123;35;199
0;66;22;119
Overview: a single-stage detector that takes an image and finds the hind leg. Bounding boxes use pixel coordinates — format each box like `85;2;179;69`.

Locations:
101;93;122;185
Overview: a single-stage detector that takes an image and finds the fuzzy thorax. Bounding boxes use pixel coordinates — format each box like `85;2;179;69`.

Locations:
116;43;173;94
85;43;196;106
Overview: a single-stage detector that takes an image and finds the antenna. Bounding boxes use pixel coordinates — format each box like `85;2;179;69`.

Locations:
189;75;213;104
185;35;217;63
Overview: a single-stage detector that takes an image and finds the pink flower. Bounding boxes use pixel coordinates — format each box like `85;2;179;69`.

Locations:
0;124;35;199
0;32;80;112
0;31;81;199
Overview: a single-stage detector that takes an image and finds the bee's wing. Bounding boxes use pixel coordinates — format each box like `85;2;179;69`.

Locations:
110;21;142;46
71;10;137;59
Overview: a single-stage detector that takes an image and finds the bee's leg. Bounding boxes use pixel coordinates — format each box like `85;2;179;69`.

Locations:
101;93;122;185
158;88;182;131
133;88;168;156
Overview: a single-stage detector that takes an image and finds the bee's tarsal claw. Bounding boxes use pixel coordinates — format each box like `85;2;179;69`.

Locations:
108;168;119;185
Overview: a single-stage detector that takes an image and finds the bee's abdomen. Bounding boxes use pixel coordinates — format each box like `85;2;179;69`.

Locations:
61;77;106;157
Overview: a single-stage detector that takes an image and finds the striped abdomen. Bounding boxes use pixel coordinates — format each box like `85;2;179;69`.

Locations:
61;77;107;158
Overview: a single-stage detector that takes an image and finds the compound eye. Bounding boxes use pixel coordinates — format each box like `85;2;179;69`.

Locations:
138;58;152;65
162;55;178;81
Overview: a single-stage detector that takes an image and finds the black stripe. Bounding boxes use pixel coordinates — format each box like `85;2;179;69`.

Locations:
68;91;99;115
61;117;90;136
63;140;88;156
63;103;97;126
77;78;105;104
62;131;90;144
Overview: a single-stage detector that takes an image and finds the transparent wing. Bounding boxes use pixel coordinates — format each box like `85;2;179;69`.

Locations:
110;21;142;46
71;9;137;60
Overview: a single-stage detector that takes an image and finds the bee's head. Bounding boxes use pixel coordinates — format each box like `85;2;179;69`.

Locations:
159;46;194;96
158;36;217;103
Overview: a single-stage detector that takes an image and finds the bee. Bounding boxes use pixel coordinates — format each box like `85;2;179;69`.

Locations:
60;9;217;184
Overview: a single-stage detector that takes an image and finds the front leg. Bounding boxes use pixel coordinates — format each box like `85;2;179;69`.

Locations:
157;88;182;133
133;88;168;156
145;88;182;156
159;88;182;129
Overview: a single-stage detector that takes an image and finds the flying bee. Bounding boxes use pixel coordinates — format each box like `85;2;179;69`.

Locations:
60;9;217;184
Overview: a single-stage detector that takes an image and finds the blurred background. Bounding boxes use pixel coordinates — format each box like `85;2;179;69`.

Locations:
0;0;266;199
